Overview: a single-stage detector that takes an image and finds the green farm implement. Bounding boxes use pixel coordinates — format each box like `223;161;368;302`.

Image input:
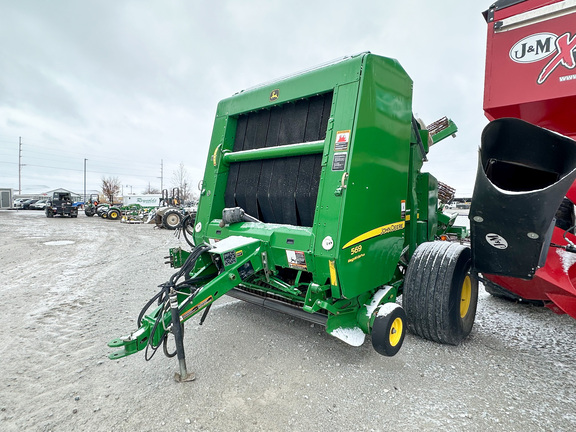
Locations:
154;188;196;230
109;52;576;380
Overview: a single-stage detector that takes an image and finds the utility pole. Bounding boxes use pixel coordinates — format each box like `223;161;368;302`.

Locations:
160;159;164;191
83;158;87;204
18;137;22;194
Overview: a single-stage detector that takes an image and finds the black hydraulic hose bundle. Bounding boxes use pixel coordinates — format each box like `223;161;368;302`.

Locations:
138;243;213;361
175;213;196;248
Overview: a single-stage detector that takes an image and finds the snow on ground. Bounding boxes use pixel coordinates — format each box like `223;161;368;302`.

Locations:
1;210;575;432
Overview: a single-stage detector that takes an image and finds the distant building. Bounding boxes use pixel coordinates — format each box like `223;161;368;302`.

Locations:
0;188;13;209
44;188;82;202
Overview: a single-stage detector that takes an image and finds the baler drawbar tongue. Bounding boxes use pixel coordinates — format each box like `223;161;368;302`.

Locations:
109;237;266;378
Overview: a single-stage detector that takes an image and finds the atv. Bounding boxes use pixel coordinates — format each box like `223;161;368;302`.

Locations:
45;192;78;218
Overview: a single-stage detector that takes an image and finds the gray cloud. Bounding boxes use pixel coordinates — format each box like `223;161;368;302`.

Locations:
0;1;489;196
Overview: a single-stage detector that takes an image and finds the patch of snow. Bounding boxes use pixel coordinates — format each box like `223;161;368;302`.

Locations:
238;221;313;232
209;235;259;253
556;248;576;274
365;286;393;318
43;240;75;246
330;326;365;347
376;302;401;317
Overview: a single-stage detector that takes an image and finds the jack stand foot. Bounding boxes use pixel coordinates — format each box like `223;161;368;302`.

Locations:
174;371;196;382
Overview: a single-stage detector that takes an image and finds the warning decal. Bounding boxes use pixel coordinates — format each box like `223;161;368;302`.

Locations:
335;130;350;151
286;250;307;270
181;295;214;320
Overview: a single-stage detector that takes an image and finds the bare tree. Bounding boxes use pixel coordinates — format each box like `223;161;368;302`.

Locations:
143;182;161;194
101;176;121;203
171;162;192;202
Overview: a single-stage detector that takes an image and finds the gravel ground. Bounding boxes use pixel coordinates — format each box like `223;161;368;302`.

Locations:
1;209;576;431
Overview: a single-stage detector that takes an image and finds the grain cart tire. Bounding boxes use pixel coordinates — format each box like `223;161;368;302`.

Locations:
107;209;121;220
371;303;407;356
555;197;574;231
162;209;182;230
403;241;478;345
483;280;544;306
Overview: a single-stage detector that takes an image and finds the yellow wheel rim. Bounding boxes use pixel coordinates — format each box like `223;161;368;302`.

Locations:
460;275;472;318
389;317;403;347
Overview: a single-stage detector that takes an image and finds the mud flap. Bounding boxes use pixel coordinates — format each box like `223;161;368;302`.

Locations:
470;118;576;279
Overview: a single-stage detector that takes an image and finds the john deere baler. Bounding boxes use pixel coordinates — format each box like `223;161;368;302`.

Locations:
109;52;478;380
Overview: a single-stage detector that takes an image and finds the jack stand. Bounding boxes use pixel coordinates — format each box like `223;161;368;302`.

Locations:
169;288;195;382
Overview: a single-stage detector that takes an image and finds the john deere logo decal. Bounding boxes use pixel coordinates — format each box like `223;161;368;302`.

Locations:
270;89;279;101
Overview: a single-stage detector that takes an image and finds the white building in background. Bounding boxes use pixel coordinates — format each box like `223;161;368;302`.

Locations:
43;188;82;202
0;188;13;209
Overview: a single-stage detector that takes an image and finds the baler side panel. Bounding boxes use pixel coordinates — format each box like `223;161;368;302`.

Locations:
416;172;439;242
197;115;234;225
336;55;413;298
310;82;360;287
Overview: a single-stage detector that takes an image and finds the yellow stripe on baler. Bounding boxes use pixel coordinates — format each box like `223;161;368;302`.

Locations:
329;260;338;286
342;221;405;249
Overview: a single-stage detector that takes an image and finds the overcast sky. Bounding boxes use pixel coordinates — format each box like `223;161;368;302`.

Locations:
0;1;489;198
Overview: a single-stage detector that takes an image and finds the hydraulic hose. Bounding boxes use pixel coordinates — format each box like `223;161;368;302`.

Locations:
138;243;213;360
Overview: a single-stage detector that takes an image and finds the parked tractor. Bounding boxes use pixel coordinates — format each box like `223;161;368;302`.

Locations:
83;194;100;217
93;203;122;220
154;188;195;230
109;52;576;380
45;191;78;218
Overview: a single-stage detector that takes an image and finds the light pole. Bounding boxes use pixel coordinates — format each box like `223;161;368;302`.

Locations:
83;158;87;204
126;185;132;195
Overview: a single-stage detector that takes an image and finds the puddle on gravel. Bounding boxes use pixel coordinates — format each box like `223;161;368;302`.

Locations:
44;240;76;246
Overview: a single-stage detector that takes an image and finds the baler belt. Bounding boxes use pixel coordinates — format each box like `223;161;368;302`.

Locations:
225;92;333;226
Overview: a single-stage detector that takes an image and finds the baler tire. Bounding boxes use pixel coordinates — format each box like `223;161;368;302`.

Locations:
371;304;406;357
403;241;478;346
162;209;182;230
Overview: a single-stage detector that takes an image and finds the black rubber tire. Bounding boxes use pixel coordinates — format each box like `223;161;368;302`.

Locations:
162;209;182;230
85;209;95;217
555;197;574;231
107;209;121;220
46;209;54;218
403;241;478;345
96;204;109;218
371;304;407;356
